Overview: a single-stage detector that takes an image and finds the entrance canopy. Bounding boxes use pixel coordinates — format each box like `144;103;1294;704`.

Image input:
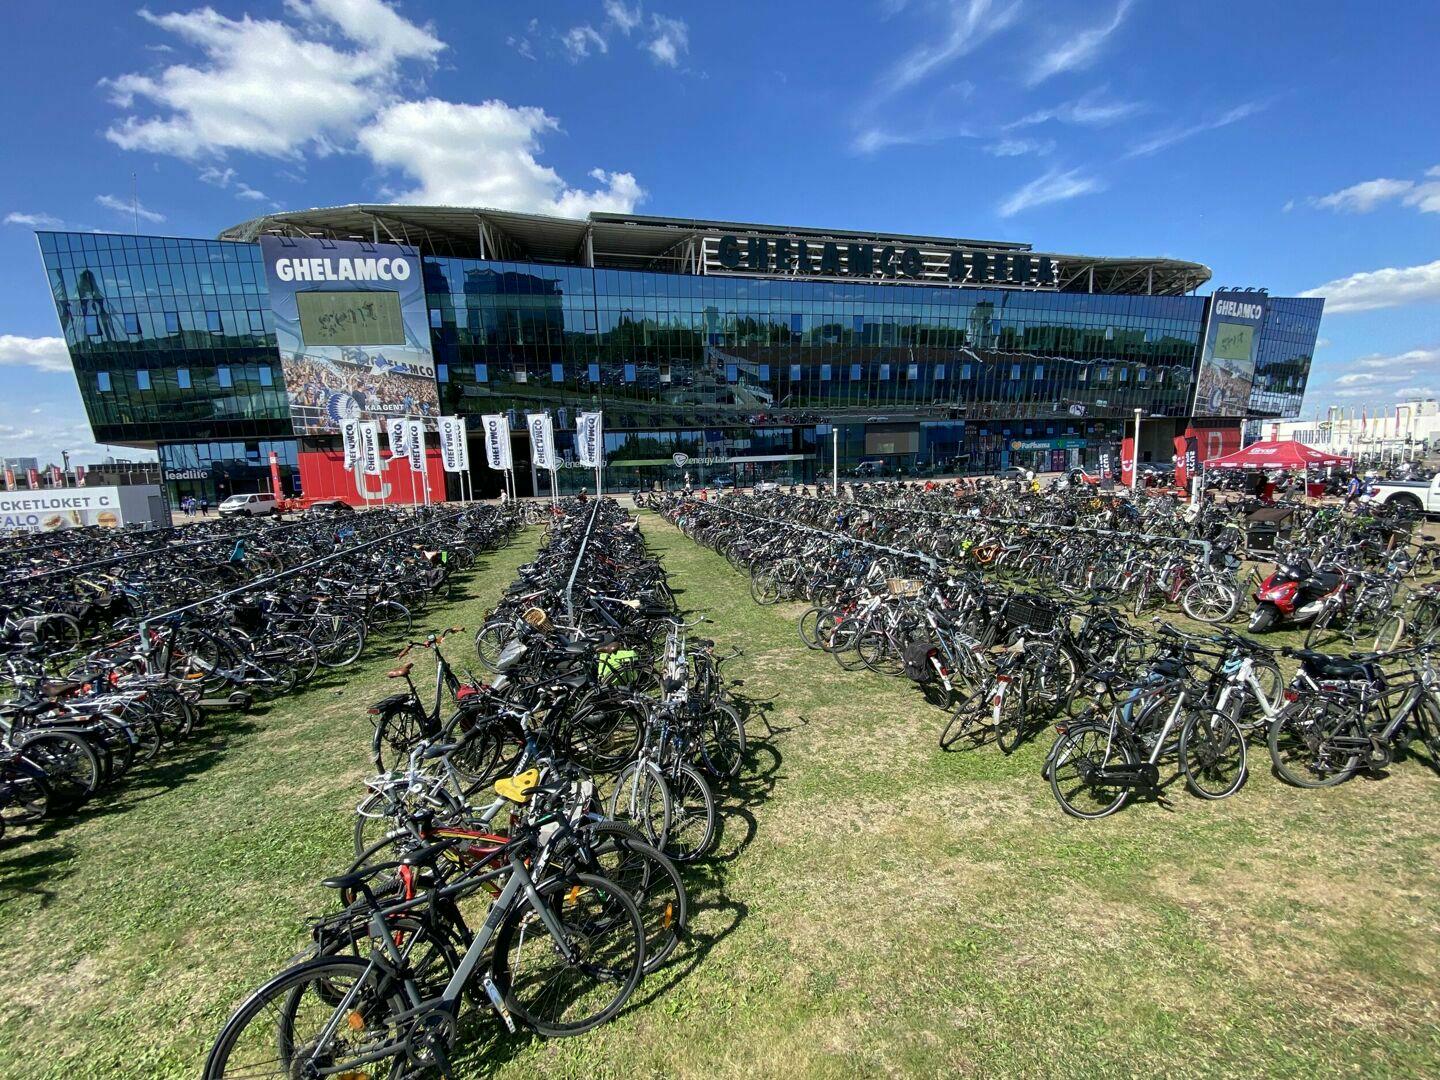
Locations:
1203;439;1352;469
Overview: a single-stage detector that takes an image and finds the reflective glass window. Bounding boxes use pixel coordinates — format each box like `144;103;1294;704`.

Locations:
136;369;151;390
97;371;112;392
217;366;233;387
177;368;191;389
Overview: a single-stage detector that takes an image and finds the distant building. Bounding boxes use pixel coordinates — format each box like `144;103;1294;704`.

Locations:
1269;399;1440;457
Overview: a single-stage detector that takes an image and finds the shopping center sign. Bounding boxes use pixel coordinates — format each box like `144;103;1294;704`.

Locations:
705;234;1061;289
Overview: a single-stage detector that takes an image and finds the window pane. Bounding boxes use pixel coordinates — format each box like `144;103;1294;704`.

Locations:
136;369;151;390
474;363;488;382
177;367;191;389
258;366;273;387
217;366;232;387
97;371;112;392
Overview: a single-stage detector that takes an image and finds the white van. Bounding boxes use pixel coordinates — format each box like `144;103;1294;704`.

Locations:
218;492;281;517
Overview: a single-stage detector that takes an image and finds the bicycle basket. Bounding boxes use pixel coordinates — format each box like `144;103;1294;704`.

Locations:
887;577;923;597
1001;594;1059;634
522;607;553;633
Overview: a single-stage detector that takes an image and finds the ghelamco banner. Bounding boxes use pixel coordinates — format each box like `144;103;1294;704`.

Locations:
439;416;470;473
481;414;513;471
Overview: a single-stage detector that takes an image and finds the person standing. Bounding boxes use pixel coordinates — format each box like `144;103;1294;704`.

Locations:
1344;473;1362;509
200;496;210;515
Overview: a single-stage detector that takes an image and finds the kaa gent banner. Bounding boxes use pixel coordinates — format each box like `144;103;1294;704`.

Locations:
439;416;470;473
576;411;603;467
387;417;409;457
481;414;513;471
340;418;361;470
358;421;383;476
526;413;555;470
406;420;426;473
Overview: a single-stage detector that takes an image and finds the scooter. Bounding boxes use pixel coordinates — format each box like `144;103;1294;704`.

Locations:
1248;558;1346;633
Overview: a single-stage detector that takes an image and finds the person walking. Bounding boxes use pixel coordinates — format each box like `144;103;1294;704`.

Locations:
200;496;210;515
1344;473;1362;510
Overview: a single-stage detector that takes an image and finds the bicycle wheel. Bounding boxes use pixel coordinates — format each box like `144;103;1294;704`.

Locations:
940;689;989;751
1373;612;1406;653
797;607;825;649
1048;724;1136;819
663;763;716;863
1303;608;1339;650
607;760;671;848
18;730;102;805
1182;579;1240;624
201;956;409;1079
697;701;746;781
315;620;366;668
491;872;646;1037
0;759;51;827
749;572;781;606
581;821;688;976
474;620;512;670
1179;710;1248;799
1268;699;1362;787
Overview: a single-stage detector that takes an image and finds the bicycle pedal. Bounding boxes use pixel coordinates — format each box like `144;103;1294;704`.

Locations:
481;976;517;1033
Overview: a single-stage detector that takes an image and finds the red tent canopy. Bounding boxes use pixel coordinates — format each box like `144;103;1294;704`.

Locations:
1203;439;1352;469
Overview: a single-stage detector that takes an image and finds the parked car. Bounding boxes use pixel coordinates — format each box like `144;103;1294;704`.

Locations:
711;475;736;489
307;498;354;513
753;480;781;493
218;492;281;517
994;466;1027;480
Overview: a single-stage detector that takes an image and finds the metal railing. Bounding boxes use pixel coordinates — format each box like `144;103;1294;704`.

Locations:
563;497;605;619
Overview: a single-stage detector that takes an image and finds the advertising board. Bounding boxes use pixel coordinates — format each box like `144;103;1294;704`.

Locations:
260;236;440;435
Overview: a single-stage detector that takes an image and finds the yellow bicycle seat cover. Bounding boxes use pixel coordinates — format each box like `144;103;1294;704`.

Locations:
495;768;541;804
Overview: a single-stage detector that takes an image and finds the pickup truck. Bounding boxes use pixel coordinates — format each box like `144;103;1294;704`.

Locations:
1365;475;1440;515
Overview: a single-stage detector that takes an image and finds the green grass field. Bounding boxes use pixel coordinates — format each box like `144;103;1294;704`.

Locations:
2;515;1439;1079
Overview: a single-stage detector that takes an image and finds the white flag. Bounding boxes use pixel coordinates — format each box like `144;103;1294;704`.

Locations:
439;416;469;473
576;411;603;467
386;417;409;458
481;414;513;471
526;413;555;470
359;421;382;476
340;419;361;470
406;420;426;473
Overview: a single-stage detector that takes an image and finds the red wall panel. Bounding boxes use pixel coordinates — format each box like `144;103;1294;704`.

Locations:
297;448;447;506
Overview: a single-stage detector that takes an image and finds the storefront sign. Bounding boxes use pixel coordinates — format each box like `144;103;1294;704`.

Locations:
707;234;1060;289
1009;437;1086;451
0;486;123;530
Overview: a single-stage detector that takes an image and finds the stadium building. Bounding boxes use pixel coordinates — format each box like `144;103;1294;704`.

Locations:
33;207;1321;504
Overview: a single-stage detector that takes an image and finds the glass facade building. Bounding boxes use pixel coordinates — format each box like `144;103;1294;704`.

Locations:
33;208;1321;500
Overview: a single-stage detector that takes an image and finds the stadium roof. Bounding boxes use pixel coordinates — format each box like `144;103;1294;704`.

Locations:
219;204;1211;296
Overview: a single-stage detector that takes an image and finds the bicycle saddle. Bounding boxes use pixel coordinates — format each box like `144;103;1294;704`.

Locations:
495;768;541;804
319;861;401;892
386;662;414;679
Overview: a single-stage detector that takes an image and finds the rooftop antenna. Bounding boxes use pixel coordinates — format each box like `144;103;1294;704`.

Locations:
131;172;139;234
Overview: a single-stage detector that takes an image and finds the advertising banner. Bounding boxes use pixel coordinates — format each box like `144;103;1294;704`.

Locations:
481;414;513;471
527;413;555;470
1193;290;1267;418
26;468;39;490
576;411;604;467
73;465;85;487
358;421;382;476
259;236;440;436
1119;437;1136;487
0;487;125;531
3;468;13;492
340;419;360;470
438;416;469;473
49;465;63;487
386;417;409;458
406;421;426;473
268;450;284;501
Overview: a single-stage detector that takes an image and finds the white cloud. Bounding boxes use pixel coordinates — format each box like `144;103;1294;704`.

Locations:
96;194;166;223
1334;371;1403;386
604;1;643;34
359;99;643;216
985;137;1054;157
198;165;236;187
873;0;1021;100
4;212;64;228
1027;0;1134;86
1401;181;1440;213
645;14;689;67
1313;178;1414;213
1392;387;1440;400
997;167;1104;217
561;24;607;61
283;0;443;62
1006;91;1142;129
1124;101;1263;158
1357;346;1440;370
105;2;441;160
1300;260;1440;314
1316;337;1331;348
0;335;73;374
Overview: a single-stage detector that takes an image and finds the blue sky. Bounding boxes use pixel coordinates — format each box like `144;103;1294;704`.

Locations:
2;0;1437;464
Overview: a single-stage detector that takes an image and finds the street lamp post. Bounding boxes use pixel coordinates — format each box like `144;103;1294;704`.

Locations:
1132;408;1143;493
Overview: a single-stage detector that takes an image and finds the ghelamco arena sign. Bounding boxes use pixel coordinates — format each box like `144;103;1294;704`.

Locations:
704;234;1061;290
